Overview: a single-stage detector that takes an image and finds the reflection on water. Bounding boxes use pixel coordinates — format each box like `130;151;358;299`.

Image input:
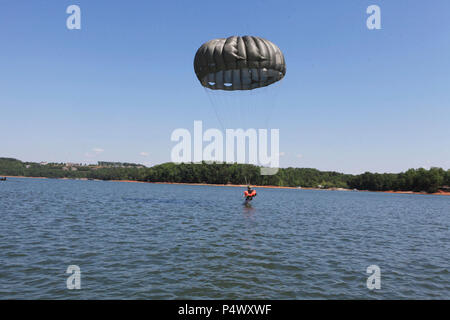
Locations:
0;178;449;299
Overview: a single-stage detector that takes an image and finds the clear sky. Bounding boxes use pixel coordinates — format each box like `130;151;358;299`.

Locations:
1;0;449;174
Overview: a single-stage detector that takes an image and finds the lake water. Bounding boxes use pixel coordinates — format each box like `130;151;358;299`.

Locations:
0;177;449;299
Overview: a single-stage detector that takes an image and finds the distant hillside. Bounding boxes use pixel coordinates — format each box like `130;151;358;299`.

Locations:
1;157;449;193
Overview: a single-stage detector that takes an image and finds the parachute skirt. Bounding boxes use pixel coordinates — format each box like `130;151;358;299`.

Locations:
201;68;283;91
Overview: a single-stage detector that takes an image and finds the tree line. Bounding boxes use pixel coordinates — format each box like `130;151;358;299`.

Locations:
1;157;449;193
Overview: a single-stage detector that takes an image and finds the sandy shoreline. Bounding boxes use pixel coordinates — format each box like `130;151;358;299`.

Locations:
2;175;449;196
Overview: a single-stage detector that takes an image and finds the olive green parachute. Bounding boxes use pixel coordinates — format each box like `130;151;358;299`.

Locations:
194;36;286;91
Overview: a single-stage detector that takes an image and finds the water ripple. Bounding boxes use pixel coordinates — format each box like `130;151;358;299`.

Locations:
0;179;449;299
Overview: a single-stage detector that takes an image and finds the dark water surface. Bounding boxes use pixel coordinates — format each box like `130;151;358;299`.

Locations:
0;178;449;299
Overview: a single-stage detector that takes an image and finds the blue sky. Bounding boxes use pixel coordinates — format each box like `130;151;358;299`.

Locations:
1;0;449;173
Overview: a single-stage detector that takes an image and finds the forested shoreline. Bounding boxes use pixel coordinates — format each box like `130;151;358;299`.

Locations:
1;157;449;193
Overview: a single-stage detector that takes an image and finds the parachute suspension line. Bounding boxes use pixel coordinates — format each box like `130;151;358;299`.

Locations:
263;83;281;130
204;87;226;133
239;94;244;128
238;91;245;130
264;86;274;130
251;86;260;130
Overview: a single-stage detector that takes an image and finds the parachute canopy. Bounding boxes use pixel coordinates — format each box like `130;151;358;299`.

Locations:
194;36;286;91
